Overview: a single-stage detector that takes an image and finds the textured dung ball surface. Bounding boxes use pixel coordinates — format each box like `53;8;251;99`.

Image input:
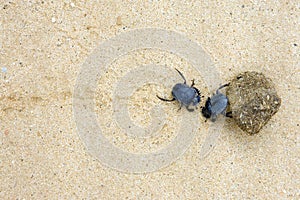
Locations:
226;71;281;134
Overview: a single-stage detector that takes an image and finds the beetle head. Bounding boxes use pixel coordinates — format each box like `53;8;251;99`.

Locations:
201;97;212;118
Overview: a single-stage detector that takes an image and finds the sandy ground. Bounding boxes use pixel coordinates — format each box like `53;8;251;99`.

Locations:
1;1;299;199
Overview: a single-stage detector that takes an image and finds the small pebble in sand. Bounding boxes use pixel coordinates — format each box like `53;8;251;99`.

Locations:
4;130;9;136
116;16;122;25
51;17;56;23
226;71;281;134
2;67;7;73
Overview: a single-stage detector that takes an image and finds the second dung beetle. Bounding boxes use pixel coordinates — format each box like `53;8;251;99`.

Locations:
157;68;201;112
202;83;232;122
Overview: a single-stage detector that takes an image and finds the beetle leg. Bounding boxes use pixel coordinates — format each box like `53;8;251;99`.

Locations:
190;80;201;97
193;87;201;96
175;68;187;84
191;79;195;87
225;111;233;118
177;103;183;112
157;95;176;102
186;106;195;112
216;83;230;94
211;115;217;122
185;104;196;112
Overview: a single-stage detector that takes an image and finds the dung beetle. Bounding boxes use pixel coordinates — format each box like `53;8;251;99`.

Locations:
202;83;232;122
157;68;201;112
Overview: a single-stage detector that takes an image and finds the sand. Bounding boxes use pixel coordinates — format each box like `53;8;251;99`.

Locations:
1;1;299;199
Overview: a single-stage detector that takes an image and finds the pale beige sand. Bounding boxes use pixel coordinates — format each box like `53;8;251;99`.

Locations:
1;1;299;199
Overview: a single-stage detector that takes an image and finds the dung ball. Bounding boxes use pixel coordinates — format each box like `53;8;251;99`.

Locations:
226;71;281;134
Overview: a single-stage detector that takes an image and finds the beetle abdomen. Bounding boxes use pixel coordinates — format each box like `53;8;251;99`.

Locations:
210;93;228;115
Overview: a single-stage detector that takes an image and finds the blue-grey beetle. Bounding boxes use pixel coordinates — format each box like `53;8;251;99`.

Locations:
202;83;232;121
157;68;201;112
